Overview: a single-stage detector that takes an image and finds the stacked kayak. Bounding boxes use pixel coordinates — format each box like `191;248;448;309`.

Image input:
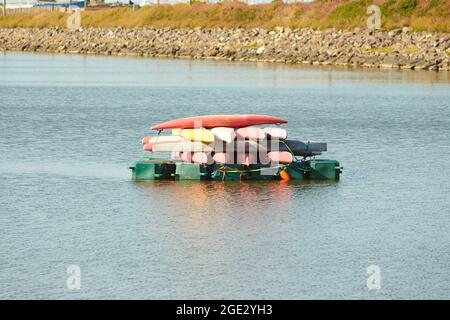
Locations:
130;114;342;181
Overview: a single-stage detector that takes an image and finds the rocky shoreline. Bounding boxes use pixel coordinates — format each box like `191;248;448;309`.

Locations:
1;27;449;71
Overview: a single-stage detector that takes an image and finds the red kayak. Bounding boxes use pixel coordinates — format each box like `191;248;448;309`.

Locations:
150;114;288;130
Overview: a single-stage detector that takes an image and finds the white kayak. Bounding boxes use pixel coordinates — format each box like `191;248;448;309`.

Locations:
263;127;288;140
152;141;213;152
147;135;185;144
211;127;236;143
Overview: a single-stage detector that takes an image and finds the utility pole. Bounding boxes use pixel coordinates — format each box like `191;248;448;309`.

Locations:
3;0;6;17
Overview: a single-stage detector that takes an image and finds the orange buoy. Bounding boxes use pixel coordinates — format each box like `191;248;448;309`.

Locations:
279;169;291;181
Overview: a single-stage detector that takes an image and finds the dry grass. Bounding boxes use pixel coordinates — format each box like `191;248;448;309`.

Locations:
0;0;448;32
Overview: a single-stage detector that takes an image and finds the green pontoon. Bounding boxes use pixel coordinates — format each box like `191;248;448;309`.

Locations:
130;158;342;181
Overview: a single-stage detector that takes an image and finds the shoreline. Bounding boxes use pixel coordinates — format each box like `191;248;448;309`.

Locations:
1;27;449;71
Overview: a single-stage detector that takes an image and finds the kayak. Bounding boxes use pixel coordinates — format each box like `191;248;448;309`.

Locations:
276;140;327;156
192;152;214;165
213;152;232;164
263;127;288;140
171;129;183;136
143;141;180;151
211;127;236;143
152;141;213;152
171;151;182;161
267;151;293;164
211;140;267;154
151;114;288;130
142;135;184;145
143;142;155;151
180;128;215;143
141;136;153;144
236;127;266;140
180;152;193;162
237;153;258;166
142;135;186;151
258;140;327;156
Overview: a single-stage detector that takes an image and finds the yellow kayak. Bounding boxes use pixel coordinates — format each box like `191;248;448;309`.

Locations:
180;128;215;143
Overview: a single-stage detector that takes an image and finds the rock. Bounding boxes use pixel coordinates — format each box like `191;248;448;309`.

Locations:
326;49;337;57
0;27;447;72
388;29;402;37
402;27;412;33
256;46;265;55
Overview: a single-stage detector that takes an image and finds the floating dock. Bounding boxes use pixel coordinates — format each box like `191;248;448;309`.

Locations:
130;158;342;181
132;114;343;182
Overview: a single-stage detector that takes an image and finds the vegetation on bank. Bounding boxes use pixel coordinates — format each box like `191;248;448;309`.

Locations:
0;0;448;32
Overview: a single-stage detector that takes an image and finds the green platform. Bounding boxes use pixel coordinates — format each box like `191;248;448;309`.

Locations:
210;164;278;181
211;164;246;181
130;158;342;181
129;158;176;181
286;159;342;181
307;159;342;180
173;162;213;180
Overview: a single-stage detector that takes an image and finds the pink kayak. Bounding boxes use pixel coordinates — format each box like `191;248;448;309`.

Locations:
192;152;214;165
141;136;154;144
151;114;288;130
267;151;293;164
143;142;156;151
236;127;266;140
180;152;194;162
213;152;232;164
237;153;257;166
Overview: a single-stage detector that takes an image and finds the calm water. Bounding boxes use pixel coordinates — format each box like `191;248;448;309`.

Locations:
0;52;449;299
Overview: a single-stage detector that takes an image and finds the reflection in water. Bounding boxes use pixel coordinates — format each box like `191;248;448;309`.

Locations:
134;180;339;239
131;179;344;299
1;52;449;87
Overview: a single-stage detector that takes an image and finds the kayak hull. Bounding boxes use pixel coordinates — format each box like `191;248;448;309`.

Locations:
151;114;288;130
263;127;288;140
211;127;236;143
180;129;215;143
152;141;213;152
268;151;294;164
236;127;266;140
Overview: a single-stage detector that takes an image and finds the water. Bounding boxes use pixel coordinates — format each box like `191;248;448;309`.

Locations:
0;52;449;299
